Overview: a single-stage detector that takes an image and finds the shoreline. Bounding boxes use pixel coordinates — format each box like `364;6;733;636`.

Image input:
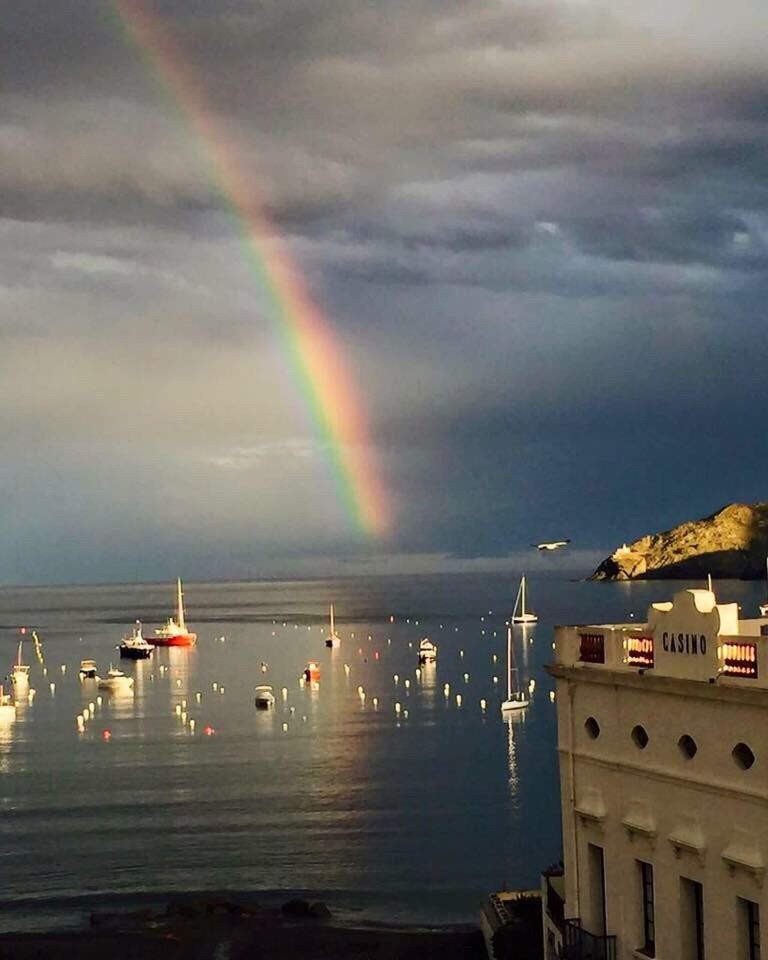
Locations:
0;895;487;959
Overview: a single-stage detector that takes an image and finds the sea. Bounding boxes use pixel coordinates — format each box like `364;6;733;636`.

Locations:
0;573;763;932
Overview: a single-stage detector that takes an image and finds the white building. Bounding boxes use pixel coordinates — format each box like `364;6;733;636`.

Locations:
544;587;768;960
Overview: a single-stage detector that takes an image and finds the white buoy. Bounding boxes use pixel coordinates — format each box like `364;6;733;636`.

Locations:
190;719;196;732
529;679;536;692
289;706;296;715
372;697;379;709
181;711;187;723
408;641;412;648
195;692;202;703
82;707;90;719
61;665;67;674
282;722;288;732
404;679;410;690
281;687;288;699
415;668;421;679
302;715;307;722
357;685;365;697
393;674;399;684
387;638;391;645
459;649;464;658
456;694;463;707
443;683;450;696
492;676;499;684
395;702;402;715
175;704;182;715
480;699;487;710
96;696;103;706
403;709;409;719
88;702;95;712
550;691;556;702
463;673;469;682
181;699;187;709
492;654;498;663
28;689;36;702
176;679;182;687
49;682;55;694
212;682;218;691
299;676;306;687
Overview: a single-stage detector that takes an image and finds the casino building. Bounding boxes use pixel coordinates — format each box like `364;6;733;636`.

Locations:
543;587;768;960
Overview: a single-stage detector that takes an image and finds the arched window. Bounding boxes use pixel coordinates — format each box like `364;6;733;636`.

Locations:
678;735;698;759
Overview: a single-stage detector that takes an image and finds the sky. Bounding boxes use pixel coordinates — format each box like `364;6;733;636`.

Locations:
2;0;768;585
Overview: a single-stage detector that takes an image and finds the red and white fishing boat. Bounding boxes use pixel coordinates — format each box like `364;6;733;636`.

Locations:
150;579;197;647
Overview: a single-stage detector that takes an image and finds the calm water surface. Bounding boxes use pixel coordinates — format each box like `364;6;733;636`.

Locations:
0;573;762;931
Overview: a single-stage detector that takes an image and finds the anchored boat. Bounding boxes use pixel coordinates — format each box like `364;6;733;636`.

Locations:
254;685;276;709
325;604;341;649
511;575;538;625
119;622;154;660
418;638;438;664
97;667;134;693
11;640;30;697
150;579;197;647
501;626;529;714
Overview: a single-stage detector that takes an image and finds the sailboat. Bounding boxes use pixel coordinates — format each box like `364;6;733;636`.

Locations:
11;640;30;696
325;604;341;648
760;559;768;616
150;579;197;647
501;625;529;714
511;575;538;624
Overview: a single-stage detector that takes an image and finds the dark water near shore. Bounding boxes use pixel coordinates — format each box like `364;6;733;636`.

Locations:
0;573;762;932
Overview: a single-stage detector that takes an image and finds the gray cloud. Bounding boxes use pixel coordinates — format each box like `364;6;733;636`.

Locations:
1;0;768;582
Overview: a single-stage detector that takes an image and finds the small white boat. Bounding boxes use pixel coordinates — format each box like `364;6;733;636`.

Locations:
418;638;437;664
254;685;276;709
325;604;341;649
79;659;98;680
118;622;154;660
511;575;538;624
97;667;134;693
11;640;30;696
0;685;15;723
501;626;529;714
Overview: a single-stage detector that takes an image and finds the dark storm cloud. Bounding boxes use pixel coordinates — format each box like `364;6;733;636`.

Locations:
2;0;768;581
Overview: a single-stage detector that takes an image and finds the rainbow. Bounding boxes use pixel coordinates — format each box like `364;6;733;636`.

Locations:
111;0;390;537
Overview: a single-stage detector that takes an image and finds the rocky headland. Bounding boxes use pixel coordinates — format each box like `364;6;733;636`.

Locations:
590;503;768;581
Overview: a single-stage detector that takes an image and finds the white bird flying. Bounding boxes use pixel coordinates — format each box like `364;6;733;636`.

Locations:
533;539;571;551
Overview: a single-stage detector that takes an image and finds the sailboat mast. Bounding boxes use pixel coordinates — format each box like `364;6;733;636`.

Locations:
16;640;22;667
330;603;335;635
177;578;186;631
507;626;513;700
521;576;527;617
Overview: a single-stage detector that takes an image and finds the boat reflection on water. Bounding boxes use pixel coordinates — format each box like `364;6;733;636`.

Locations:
418;660;437;712
504;711;527;800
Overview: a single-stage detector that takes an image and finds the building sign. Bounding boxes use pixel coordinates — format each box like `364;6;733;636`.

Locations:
719;642;758;679
661;632;707;656
626;636;654;668
646;590;727;681
579;633;605;664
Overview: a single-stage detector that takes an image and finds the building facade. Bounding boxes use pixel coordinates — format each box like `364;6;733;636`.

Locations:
546;587;768;960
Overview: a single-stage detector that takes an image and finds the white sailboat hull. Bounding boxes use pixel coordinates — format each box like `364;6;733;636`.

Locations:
501;698;529;713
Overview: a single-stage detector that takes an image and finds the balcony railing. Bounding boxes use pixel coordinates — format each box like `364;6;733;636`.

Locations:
562;918;616;960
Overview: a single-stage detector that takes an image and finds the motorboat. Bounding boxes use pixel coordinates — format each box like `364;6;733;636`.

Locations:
119;622;154;660
418;638;437;664
11;640;30;696
303;661;321;682
511;575;538;624
325;603;341;649
254;685;276;710
79;659;98;680
97;667;134;693
150;578;197;646
0;685;15;723
501;626;529;714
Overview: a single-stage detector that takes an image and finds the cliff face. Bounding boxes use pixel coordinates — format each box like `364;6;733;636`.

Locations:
590;503;768;581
